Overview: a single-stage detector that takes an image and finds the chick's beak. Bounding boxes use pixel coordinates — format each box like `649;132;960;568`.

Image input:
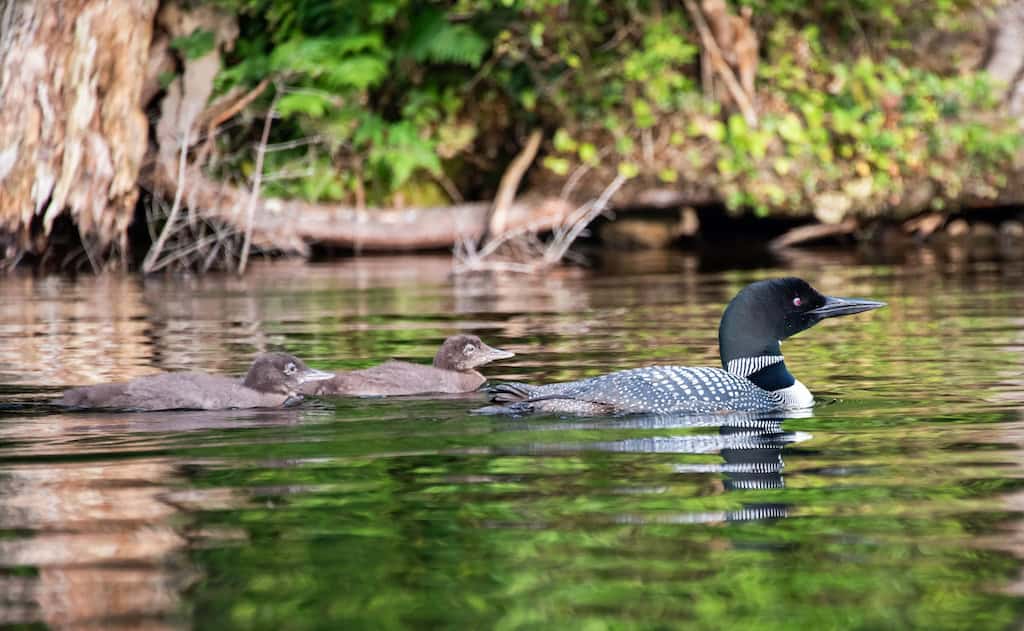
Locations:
480;343;515;362
298;368;334;384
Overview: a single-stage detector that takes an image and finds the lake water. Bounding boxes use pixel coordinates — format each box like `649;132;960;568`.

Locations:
2;250;1024;629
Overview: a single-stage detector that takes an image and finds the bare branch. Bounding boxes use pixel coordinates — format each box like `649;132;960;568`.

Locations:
485;130;543;240
239;91;279;275
683;0;758;127
143;128;191;273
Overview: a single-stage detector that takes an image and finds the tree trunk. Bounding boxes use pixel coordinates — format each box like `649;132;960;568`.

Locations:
0;0;157;259
986;0;1024;114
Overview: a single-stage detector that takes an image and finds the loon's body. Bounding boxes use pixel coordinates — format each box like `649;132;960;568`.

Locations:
481;278;884;417
488;365;805;416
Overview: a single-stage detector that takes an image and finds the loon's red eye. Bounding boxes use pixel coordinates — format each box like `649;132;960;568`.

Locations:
793;296;802;307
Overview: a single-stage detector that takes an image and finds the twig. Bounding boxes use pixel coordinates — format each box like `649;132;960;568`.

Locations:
263;135;325;152
261;167;316;182
353;159;366;255
434;171;464;204
147;233;224;272
452;259;540;274
544;173;626;264
76;226;99;274
682;0;758;127
194;78;270;170
454;174;627;274
143;128;191;273
561;147;612;199
238;90;279;275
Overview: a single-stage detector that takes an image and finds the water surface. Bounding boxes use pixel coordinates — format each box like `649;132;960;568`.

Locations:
2;252;1024;629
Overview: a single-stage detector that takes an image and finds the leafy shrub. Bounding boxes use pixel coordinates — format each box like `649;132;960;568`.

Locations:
203;0;1020;218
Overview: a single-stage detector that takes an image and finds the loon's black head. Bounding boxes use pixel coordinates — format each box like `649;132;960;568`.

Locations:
718;277;886;369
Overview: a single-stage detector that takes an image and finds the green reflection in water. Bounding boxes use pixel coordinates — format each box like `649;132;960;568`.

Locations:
2;261;1024;629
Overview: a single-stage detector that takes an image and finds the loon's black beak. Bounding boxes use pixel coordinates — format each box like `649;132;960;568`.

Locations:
810;295;887;319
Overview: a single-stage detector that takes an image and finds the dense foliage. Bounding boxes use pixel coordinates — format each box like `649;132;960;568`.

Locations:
204;0;1021;217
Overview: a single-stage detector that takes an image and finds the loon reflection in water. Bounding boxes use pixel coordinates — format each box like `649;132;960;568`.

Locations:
481;277;885;417
497;411;801;523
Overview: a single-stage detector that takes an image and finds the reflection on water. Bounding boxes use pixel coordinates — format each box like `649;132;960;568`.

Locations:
0;458;192;628
2;253;1024;628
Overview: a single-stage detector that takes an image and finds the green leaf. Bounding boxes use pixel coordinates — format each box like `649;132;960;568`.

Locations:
277;93;333;118
323;56;390;90
542;157;571;176
405;9;489;67
705;121;726;142
578;143;598;165
520;90;537;111
529;22;545;49
171;29;215;60
632;99;656;129
158;71;177;90
777;114;806;144
617;162;639;178
553;129;578;153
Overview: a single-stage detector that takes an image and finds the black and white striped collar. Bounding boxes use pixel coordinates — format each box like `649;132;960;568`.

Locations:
725;354;785;378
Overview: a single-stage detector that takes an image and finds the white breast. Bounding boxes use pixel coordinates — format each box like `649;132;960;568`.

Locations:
775;379;814;409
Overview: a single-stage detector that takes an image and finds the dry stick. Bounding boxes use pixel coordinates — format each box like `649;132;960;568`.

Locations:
453;258;539;274
434;171;464;204
769;218;857;249
455;176;626;273
561;147;612;199
143;128;191;273
151;234;225;271
77;227;99;274
194;78;270;170
239;92;279;274
682;0;758;127
544;173;627;265
453;221;545;272
485;129;543;241
457;129;542;264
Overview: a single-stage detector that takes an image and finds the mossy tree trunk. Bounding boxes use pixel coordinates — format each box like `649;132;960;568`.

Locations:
0;0;157;265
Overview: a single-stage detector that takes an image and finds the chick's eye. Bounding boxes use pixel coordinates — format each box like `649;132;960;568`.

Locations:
793;296;803;307
464;344;476;355
284;363;296;375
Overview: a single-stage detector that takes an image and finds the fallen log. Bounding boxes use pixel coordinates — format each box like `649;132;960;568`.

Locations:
143;165;576;253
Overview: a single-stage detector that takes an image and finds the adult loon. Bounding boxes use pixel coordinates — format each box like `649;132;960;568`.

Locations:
300;334;514;397
56;352;332;411
480;277;885;416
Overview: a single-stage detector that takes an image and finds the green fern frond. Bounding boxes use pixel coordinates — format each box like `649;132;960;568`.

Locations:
404;9;488;68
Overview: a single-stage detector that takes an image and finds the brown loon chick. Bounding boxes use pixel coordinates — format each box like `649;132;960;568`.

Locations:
301;334;514;397
478;278;885;417
56;352;332;412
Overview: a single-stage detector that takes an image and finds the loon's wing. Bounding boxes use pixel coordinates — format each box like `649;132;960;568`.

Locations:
488;382;539;403
484;366;779;416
